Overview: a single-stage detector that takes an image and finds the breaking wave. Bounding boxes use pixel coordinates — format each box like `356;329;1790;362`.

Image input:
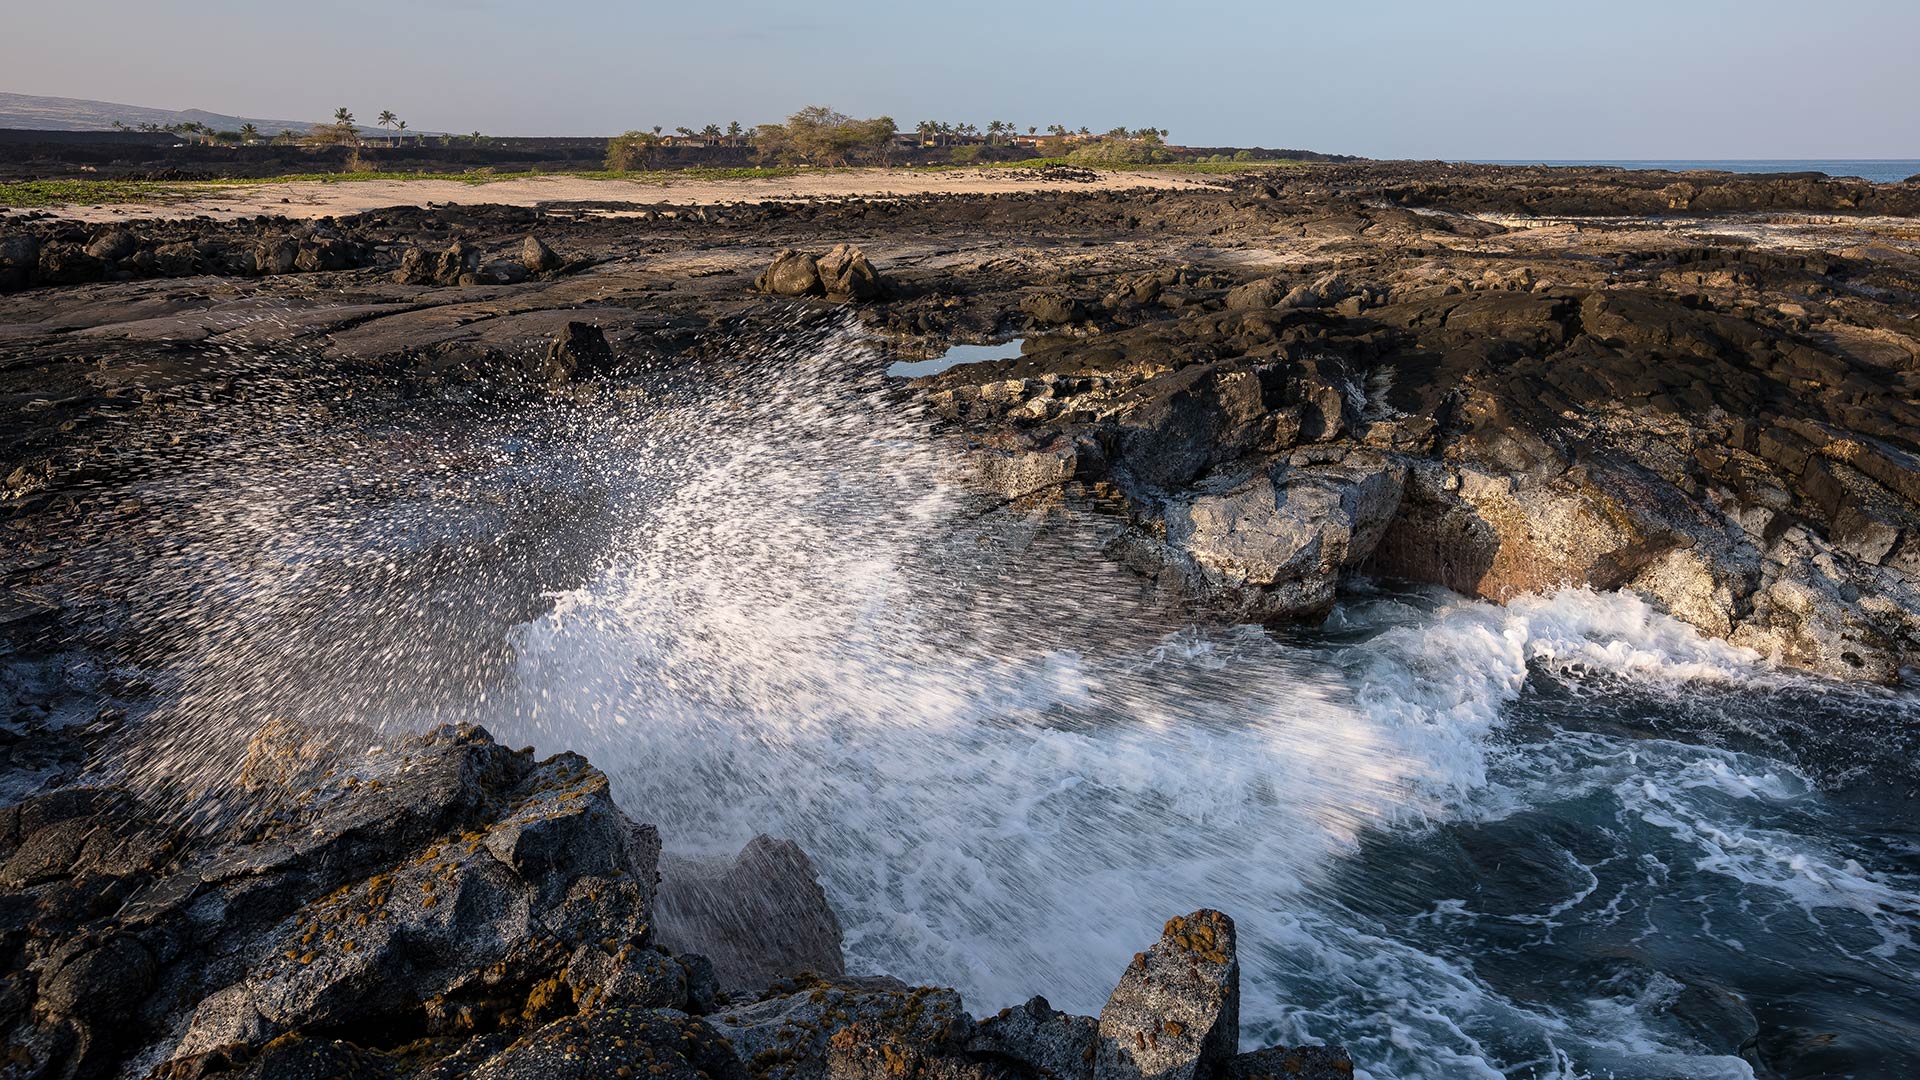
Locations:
86;318;1920;1078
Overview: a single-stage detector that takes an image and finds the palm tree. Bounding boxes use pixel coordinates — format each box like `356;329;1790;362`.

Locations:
377;110;398;143
330;108;358;148
396;120;408;145
985;120;1004;146
239;123;259;144
727;121;743;146
915;120;937;146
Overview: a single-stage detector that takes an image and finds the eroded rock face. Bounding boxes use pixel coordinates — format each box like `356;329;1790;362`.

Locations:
0;717;1352;1080
0;724;668;1079
817;242;886;301
919;240;1920;680
1095;910;1240;1080
1164;451;1406;620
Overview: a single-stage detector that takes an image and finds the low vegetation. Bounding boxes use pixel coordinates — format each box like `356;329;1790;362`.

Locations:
0;179;184;208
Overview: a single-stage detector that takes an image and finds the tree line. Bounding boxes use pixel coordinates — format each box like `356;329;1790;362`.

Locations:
607;107;1174;170
110;107;441;149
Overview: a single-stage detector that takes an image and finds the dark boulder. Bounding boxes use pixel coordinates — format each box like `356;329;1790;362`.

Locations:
521;234;564;274
83;228;139;263
972;996;1096;1080
393;245;437;285
434;239;478;284
1021;291;1086;326
1216;1045;1355;1080
148;240;200;276
1110;362;1277;489
756;249;823;297
35;241;103;285
255;237;299;276
465;1007;748;1080
0;231;38;290
535;321;614;382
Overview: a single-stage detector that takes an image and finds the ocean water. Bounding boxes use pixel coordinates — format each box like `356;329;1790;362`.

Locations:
96;321;1920;1080
1472;160;1920;185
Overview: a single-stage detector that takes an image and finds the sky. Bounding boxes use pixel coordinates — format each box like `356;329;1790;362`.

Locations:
4;0;1917;159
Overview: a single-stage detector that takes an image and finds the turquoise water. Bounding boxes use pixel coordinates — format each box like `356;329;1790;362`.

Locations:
1473;160;1920;185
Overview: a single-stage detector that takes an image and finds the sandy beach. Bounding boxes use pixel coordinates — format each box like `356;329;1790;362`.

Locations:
33;166;1224;223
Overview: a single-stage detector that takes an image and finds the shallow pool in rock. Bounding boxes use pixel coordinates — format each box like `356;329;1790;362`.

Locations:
886;338;1025;379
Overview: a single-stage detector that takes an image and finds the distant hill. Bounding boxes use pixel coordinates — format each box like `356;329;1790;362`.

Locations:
0;92;349;135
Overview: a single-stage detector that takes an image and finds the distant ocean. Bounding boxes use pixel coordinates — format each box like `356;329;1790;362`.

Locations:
1473;160;1920;184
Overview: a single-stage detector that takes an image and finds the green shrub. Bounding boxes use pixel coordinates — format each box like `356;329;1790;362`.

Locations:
1065;133;1173;166
605;131;665;171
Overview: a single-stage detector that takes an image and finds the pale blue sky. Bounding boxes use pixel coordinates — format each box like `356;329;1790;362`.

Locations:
5;0;1916;158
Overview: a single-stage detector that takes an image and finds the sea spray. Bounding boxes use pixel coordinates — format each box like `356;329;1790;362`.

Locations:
70;314;1920;1079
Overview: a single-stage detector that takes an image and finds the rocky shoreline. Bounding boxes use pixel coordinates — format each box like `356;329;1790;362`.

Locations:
4;162;1920;1076
2;723;1347;1079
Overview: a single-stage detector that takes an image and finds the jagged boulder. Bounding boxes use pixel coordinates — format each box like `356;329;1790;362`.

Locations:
35;241;102;285
0;724;664;1079
1165;450;1406;620
534;320;614;383
757;249;824;297
816;242;886;301
1095;910;1241;1080
83;228;139;263
654;835;845;993
394;245;438;285
708;979;972;1080
521;234;564;274
0;231;40;291
435;239;480;285
1216;1046;1354;1080
755;245;889;301
972;997;1097;1080
1110;362;1279;489
254;236;300;276
1224;277;1287;311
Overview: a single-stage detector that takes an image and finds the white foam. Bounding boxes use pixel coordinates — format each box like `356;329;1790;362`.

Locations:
91;319;1913;1078
497;328;1818;1076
